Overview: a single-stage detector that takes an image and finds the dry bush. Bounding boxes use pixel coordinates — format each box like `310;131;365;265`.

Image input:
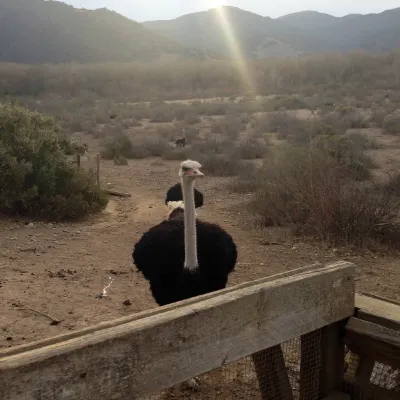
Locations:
249;147;400;247
263;95;309;111
114;155;128;165
312;134;375;181
195;153;243;177
162;148;188;160
156;125;177;141
101;133;169;159
236;138;268;159
382;109;400;134
210;115;246;139
347;132;380;150
228;162;261;193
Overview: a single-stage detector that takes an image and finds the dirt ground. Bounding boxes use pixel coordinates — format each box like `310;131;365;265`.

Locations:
1;113;400;399
1;150;399;350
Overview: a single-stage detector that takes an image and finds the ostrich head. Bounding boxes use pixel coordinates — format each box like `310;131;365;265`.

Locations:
179;160;203;180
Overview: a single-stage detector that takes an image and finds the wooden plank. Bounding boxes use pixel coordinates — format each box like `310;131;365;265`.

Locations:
252;345;294;400
318;321;347;397
343;377;399;400
354;355;375;383
105;189;131;197
358;292;400;307
0;262;355;400
0;261;330;358
344;317;400;368
355;294;400;332
299;329;321;400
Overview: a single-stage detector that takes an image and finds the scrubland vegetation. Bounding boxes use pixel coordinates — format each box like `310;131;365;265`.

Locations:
1;50;400;248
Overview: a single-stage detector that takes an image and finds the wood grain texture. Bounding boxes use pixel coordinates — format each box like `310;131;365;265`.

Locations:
344;317;400;368
0;261;328;359
355;294;400;332
0;262;355;400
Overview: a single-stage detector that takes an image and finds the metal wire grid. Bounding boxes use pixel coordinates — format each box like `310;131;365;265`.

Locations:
141;333;323;400
343;349;400;399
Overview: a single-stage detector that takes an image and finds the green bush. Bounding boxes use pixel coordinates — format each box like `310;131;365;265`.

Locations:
0;101;107;220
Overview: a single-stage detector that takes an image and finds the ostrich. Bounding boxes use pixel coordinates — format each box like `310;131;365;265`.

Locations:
165;182;204;208
175;128;186;147
109;113;117;120
166;201;198;220
132;160;237;390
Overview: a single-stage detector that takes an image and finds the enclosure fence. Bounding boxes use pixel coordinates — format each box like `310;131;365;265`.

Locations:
0;261;398;400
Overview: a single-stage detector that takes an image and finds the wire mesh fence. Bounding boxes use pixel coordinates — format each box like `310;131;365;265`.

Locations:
141;336;316;400
343;348;400;399
139;335;399;400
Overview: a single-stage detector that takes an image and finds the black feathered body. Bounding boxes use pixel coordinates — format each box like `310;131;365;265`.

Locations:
132;218;237;306
165;183;204;208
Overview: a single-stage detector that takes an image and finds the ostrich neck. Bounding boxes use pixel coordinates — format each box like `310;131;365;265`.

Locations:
181;177;198;270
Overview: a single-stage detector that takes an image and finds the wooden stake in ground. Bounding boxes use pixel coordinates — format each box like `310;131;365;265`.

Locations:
96;153;100;187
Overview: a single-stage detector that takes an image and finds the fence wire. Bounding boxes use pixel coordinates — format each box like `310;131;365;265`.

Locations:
141;335;320;400
140;335;399;400
343;348;400;399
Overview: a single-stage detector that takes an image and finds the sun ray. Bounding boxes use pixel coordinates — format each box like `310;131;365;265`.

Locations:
203;1;256;94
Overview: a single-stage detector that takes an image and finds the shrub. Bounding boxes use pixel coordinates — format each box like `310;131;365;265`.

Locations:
228;162;261;193
162;148;188;160
382;109;400;134
264;95;309;111
210;116;245;139
195;154;242;177
249;147;400;247
236;138;268;159
0;101;107;220
101;132;135;159
312;134;375;180
114;155;128;165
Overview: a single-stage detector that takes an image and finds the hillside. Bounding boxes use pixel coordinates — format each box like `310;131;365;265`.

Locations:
0;0;206;63
143;6;325;58
144;6;400;58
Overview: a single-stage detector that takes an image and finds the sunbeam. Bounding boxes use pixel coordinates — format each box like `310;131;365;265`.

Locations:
203;1;256;94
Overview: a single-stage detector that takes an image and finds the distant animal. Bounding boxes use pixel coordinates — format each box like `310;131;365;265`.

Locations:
132;160;237;390
324;102;334;107
165;182;204;208
175;137;186;147
175;128;186;147
109;113;117;120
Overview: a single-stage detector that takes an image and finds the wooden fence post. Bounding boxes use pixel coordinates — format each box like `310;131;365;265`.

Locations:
96;153;100;187
252;345;294;400
76;153;80;168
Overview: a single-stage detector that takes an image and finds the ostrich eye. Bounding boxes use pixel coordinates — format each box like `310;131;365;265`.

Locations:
182;167;189;172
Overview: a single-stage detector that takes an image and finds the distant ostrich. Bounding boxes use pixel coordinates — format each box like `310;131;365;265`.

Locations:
165;182;204;208
175;128;186;147
109;113;117;120
132;160;237;390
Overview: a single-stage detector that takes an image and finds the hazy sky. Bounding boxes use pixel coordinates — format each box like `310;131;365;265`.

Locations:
63;0;400;22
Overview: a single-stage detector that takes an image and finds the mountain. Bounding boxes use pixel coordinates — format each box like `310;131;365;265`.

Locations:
277;11;338;30
144;6;325;58
0;0;208;63
143;6;400;58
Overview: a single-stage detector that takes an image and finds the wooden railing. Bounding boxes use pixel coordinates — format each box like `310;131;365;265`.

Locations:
0;261;356;400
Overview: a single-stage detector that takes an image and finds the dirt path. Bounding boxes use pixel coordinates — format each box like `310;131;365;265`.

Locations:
1;157;399;349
